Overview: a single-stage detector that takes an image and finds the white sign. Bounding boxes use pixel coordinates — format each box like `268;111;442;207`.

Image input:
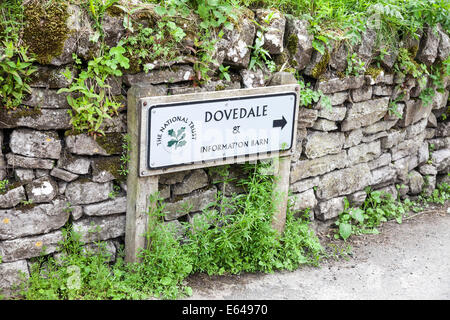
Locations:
139;86;299;175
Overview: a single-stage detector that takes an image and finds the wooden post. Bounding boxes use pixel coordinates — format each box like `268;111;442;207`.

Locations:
271;155;291;233
125;84;160;263
269;72;298;234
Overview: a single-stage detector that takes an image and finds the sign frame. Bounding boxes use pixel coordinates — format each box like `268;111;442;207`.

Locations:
138;84;300;177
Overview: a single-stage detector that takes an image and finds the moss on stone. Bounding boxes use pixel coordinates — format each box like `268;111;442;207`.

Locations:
22;2;70;64
0;106;42;127
311;50;330;79
96;133;124;155
94;157;123;181
365;66;383;80
408;45;419;59
287;33;299;56
215;84;226;91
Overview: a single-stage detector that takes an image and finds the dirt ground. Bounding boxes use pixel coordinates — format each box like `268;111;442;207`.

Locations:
185;202;450;300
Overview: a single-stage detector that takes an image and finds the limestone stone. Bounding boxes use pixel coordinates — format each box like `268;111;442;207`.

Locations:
316;163;372;200
406;118;428;139
362;120;397;135
285;16;313;70
381;129;407;149
316;76;365;94
375;185;398;200
372;85;393;96
0;260;29;297
123;66;194;86
0;186;26;209
267;72;297;86
10;129;61;159
297;108;318;128
303;132;345;159
290;151;348;182
83;196;127;216
355;28;376;66
329;43;348;72
361;131;387;143
91;157;120;183
314;91;349;109
50;167;78;182
65;180;113;205
58;153;91;175
71;205;83;220
422;174;437;197
99;114;127;133
419;164;437;176
371;165;397;187
240;69;265;88
255;9;286;55
164;187;217;220
0;108;71;130
35;169;49;178
431;90;449;110
290;176;320;194
431;148;450;173
347;191;367;207
427;137;450;150
312;119;338;131
436;121;450;138
343;129;363;148
14;169;35;182
219;17;256;68
408;170;424;195
25;177;58;203
318;106;347;121
304;49;332;79
350;85;372;102
159;171;187;185
173;169;209;196
0;155;6;181
65;133;123;156
417;26;440;66
341;97;390;131
6;153;54;170
398;99;433;127
418;142;429;165
393;156;412;183
364;72;394;85
368;153;392;170
0;199;70;240
30;65;76;89
290;189;317;213
391;133;426;161
437;24;450;61
73;215;126;244
317;197;345;221
0;230;63;262
427;112;438;128
347;141;381;166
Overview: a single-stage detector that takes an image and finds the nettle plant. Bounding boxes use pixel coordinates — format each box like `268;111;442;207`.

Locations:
58;46;129;135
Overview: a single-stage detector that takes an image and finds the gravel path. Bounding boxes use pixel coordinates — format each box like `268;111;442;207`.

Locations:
186;204;450;300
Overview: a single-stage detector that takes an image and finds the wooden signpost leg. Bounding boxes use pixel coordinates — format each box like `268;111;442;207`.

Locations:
125;84;160;263
271;155;291;234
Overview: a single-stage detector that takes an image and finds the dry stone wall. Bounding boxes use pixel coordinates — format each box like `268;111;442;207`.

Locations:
0;4;449;294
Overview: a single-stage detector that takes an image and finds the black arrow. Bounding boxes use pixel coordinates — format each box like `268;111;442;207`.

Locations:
273;116;287;130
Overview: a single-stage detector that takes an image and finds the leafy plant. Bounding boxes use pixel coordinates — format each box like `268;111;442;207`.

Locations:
345;52;366;76
249;29;276;72
296;78;332;111
58;46;129;135
218;64;231;81
0;41;36;109
0;179;9;193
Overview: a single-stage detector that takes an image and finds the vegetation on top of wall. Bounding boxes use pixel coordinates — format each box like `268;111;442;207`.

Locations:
1;0;449;132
